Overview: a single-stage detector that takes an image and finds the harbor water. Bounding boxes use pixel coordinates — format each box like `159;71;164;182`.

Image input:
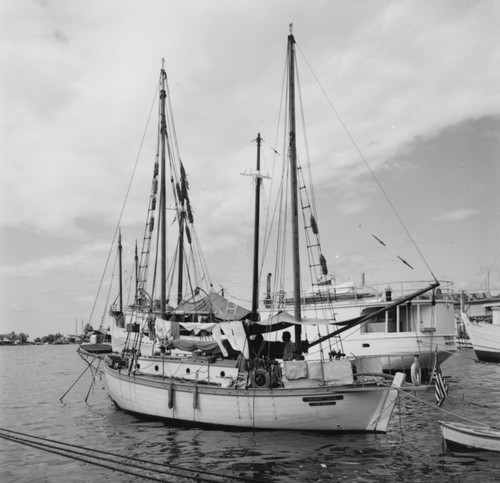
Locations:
1;345;499;482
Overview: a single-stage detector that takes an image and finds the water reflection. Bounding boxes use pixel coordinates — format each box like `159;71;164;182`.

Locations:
1;346;499;482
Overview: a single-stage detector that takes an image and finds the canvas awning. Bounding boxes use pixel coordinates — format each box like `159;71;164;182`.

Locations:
170;292;251;321
256;310;332;326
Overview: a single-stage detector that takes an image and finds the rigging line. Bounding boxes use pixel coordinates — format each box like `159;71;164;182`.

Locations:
255;48;290;301
186;140;255;178
88;78;160;326
256;171;275;292
190;225;213;289
294;48;321;237
100;245;119;328
477;250;500;292
316;184;416;277
150;184;163;304
446;394;500;413
84;356;101;403
59;359;93;403
296;44;437;281
390;385;496;429
163;68;183;168
261;45;288;280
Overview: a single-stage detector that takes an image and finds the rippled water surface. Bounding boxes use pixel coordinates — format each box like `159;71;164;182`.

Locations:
1;346;499;482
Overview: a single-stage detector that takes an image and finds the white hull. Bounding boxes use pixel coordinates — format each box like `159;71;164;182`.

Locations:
462;312;500;363
104;364;403;432
440;421;500;452
266;296;457;372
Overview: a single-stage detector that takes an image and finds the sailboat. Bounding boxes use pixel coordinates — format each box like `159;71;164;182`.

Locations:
101;29;406;432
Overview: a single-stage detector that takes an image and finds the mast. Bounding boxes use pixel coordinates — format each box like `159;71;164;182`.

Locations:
134;240;138;303
177;167;186;305
160;61;167;317
251;133;262;321
288;26;302;354
118;229;123;313
177;213;185;304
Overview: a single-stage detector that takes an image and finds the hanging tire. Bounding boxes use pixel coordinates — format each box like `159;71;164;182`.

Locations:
251;368;271;388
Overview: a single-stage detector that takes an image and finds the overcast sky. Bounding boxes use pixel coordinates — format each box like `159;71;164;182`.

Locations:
1;0;499;339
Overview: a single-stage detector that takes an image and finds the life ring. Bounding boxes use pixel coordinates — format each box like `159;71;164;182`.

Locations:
251;368;271;388
411;361;421;386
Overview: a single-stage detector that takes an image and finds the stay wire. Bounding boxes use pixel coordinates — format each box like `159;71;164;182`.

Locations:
296;44;437;281
88;79;160;327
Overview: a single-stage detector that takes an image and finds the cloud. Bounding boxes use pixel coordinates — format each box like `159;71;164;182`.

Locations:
432;208;480;222
1;0;499;339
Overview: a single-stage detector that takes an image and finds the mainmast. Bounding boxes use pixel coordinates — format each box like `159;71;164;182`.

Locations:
288;26;302;354
251;133;262;321
160;61;167;317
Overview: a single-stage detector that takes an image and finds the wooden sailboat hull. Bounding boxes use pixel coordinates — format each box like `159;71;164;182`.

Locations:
440;421;500;452
104;367;403;432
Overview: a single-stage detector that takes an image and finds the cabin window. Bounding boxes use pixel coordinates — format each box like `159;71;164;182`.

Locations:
361;304;412;333
361;307;383;333
398;304;412;332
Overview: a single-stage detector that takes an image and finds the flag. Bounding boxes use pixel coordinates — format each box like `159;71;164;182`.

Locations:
432;357;448;407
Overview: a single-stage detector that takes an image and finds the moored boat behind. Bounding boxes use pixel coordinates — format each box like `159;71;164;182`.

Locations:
461;308;500;363
440;421;500;452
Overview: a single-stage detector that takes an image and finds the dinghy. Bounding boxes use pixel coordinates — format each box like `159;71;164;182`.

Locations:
440;421;500;452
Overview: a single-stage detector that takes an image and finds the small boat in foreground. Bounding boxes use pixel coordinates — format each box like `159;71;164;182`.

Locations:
440;421;500;452
78;343;112;355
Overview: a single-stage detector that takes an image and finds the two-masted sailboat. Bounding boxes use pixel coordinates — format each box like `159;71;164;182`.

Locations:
100;29;407;432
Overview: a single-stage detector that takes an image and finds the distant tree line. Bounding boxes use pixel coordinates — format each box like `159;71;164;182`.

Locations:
0;331;30;344
0;331;65;345
35;333;65;344
0;324;98;345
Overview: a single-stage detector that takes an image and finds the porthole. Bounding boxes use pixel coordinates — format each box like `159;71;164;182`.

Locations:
155;365;159;372
136;363;140;369
186;368;191;374
220;371;226;377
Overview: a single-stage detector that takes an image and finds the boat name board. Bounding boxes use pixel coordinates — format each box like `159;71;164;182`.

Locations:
303;394;344;406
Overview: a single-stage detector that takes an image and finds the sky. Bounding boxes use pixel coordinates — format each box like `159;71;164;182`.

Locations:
1;0;499;339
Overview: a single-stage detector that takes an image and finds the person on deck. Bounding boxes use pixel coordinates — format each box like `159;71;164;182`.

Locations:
282;331;295;361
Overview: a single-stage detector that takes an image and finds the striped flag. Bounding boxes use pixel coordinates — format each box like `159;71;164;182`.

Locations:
432;357;448;407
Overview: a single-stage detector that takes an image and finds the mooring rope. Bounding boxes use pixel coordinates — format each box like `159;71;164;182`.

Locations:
391;385;499;430
0;428;261;483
